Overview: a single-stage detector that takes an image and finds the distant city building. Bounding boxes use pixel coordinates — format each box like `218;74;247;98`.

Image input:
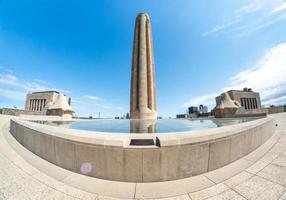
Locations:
0;108;25;116
203;106;208;113
199;105;208;114
188;106;198;114
266;105;286;114
214;88;266;118
176;114;188;119
126;113;130;119
25;91;74;119
177;106;210;119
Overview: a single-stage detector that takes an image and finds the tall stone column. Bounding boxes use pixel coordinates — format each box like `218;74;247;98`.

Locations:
33;100;35;111
130;13;157;119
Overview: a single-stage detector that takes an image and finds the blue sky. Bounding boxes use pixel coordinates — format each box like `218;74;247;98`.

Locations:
1;0;286;117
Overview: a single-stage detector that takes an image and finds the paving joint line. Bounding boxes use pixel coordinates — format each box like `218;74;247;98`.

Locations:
203;174;216;184
224;171;255;189
133;183;137;199
254;173;286;189
230;187;250;200
187;192;193;200
278;187;286;200
190;183;231;200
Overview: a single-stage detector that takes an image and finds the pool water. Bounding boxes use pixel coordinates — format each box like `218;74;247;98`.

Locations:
34;117;263;134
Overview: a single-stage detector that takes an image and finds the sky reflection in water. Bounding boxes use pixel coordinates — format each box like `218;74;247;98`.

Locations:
37;117;263;134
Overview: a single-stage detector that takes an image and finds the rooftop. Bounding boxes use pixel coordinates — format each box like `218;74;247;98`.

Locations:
31;91;60;94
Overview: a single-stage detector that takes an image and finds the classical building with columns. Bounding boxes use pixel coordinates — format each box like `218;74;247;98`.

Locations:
214;88;267;118
24;91;74;119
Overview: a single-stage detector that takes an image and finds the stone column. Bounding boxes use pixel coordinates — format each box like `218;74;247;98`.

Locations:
40;99;43;111
32;100;35;111
130;13;157;119
36;99;39;111
29;100;32;111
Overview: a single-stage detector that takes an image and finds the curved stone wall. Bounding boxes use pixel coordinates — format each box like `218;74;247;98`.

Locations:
10;117;275;182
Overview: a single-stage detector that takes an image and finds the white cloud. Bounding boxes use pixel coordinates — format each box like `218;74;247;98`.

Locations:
83;95;101;101
82;95;124;110
237;13;286;37
70;95;126;117
203;0;286;36
0;72;70;102
83;96;124;110
183;42;286;108
0;74;18;86
203;1;260;36
182;94;217;108
34;79;50;85
225;42;286;105
270;2;286;14
0;88;26;101
239;2;262;13
203;18;240;36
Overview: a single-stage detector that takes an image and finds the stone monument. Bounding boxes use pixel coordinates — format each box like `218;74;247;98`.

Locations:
130;13;157;119
214;88;266;118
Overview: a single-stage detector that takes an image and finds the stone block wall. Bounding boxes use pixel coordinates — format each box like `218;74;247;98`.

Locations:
10;117;275;182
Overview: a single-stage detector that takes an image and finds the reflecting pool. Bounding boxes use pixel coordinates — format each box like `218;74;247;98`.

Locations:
32;117;264;134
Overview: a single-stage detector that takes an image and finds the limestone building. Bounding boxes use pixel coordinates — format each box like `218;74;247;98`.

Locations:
214;88;266;118
25;91;74;119
130;13;157;119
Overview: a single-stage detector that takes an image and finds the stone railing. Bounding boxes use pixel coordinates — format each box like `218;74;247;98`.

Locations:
10;116;275;182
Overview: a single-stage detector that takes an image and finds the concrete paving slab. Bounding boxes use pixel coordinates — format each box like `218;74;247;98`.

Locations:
269;144;286;155
189;183;229;200
258;164;286;187
137;194;191;200
40;188;79;200
282;149;286;157
277;135;286;145
272;155;286;168
96;195;126;200
0;175;35;199
223;171;253;188
205;189;246;200
62;173;135;199
279;192;286;200
204;159;253;183
56;184;97;200
135;175;214;199
260;152;279;163
233;175;284;200
245;160;269;174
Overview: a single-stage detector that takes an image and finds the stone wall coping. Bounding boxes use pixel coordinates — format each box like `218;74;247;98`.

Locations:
11;116;273;148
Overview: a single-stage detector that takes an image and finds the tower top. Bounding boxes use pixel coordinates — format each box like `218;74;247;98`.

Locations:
136;13;150;20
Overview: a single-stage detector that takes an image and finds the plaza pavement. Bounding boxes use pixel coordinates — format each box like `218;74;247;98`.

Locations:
0;113;286;200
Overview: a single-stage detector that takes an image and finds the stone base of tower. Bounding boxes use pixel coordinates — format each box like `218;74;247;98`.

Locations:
130;111;157;120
